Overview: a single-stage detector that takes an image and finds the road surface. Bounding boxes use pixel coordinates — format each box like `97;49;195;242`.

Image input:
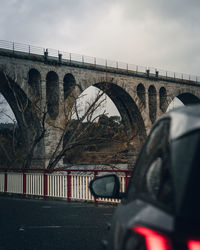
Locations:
0;196;116;250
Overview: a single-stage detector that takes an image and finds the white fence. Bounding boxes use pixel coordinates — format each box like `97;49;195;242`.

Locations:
0;169;131;203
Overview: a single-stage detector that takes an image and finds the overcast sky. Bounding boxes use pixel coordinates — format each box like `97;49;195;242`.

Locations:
0;0;197;122
0;0;200;76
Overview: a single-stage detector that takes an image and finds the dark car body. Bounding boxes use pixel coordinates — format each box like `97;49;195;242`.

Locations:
90;105;200;250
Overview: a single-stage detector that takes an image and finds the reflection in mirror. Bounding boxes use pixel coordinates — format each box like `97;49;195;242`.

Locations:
90;175;120;198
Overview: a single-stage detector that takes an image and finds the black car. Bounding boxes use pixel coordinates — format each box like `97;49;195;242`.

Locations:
89;105;200;250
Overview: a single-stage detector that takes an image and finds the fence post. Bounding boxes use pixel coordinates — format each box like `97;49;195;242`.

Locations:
94;170;98;204
44;171;47;200
67;171;71;202
125;172;129;191
23;171;26;197
4;171;7;194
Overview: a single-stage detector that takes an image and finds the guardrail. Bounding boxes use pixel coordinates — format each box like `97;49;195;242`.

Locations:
0;39;199;84
0;168;131;203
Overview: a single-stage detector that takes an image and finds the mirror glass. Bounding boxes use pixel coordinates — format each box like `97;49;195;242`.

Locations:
91;175;117;198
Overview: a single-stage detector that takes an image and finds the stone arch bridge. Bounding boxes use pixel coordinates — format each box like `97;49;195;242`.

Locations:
0;41;200;168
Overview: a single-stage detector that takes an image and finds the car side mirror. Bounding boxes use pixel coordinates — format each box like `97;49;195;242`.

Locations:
89;174;120;199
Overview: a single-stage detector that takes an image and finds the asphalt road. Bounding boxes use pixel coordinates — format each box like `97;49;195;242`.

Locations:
0;196;116;250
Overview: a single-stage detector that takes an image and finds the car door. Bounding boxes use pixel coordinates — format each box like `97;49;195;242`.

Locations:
108;118;174;250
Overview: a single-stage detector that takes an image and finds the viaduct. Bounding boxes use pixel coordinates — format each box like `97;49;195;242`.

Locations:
0;41;200;168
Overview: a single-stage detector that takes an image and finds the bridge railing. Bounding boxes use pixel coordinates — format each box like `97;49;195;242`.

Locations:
0;168;131;204
0;39;199;83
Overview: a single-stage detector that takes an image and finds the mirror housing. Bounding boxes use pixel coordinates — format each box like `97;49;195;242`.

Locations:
89;174;121;199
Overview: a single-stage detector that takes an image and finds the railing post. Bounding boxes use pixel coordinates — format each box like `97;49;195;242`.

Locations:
12;42;14;53
94;57;96;66
116;61;118;69
155;70;159;78
4;171;7;194
58;52;62;64
44;49;48;61
146;69;150;77
82;55;84;65
43;171;47;200
125;172;129;191
23;171;26;197
94;170;98;204
67;171;71;202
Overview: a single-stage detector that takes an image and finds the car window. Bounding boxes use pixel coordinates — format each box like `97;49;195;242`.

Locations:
127;118;174;211
146;157;162;199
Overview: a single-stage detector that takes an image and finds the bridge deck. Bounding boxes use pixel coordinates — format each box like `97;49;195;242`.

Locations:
0;39;199;86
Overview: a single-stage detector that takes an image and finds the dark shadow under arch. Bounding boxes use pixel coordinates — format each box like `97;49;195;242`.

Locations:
137;83;146;107
177;93;200;105
148;85;157;124
46;71;59;120
63;73;76;100
28;68;41;96
159;87;167;112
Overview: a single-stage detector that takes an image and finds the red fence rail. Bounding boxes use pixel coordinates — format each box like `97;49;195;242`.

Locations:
0;168;131;203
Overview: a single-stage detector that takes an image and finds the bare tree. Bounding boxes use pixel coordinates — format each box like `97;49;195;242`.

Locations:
0;72;129;169
46;88;128;169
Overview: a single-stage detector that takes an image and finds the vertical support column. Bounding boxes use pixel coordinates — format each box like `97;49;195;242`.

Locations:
67;171;71;202
44;171;47;200
4;171;7;194
94;170;98;204
23;171;26;197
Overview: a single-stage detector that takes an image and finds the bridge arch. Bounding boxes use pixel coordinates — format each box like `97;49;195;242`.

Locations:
0;71;44;166
28;68;41;97
94;82;147;163
176;92;200;105
63;73;76;100
46;71;59;120
159;87;167;112
148;85;157;124
137;83;146;107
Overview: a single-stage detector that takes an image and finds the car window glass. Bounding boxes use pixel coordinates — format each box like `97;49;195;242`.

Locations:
127;118;174;211
146;157;162;199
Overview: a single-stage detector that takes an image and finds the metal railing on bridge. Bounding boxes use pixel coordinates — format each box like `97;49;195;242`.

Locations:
0;168;131;204
0;39;199;84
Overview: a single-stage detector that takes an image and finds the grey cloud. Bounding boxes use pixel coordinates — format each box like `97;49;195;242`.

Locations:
0;0;199;75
